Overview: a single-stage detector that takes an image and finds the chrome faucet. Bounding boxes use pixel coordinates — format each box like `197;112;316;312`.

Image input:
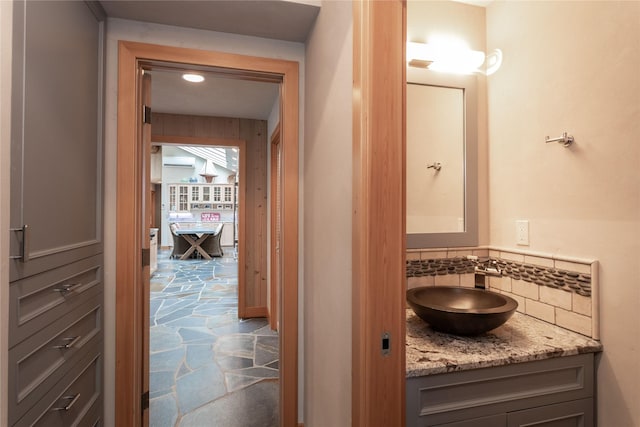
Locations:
468;256;502;289
475;259;502;276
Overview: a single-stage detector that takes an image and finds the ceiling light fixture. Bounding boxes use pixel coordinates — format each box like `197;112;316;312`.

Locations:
182;73;205;83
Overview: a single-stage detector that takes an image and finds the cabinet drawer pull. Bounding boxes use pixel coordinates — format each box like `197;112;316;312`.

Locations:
9;224;29;262
51;393;81;411
53;283;80;294
53;335;81;349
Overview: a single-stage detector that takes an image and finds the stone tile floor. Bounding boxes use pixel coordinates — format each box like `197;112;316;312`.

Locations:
150;249;279;427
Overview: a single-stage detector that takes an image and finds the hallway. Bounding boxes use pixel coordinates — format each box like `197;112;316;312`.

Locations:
149;250;279;426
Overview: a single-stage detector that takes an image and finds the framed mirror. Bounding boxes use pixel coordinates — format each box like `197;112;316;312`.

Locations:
406;68;478;248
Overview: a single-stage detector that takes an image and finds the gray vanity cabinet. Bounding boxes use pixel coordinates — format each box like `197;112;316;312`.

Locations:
432;399;593;427
8;1;104;425
407;354;595;427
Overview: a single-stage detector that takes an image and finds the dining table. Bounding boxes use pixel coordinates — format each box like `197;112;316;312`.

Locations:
173;228;217;260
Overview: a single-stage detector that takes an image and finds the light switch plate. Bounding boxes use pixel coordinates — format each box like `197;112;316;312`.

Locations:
516;220;529;246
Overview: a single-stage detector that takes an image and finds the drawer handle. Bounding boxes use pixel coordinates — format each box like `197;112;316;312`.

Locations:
52;283;80;294
51;393;81;411
53;335;82;349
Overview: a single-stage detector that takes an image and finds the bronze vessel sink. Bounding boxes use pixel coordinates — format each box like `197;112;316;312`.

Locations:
406;286;518;335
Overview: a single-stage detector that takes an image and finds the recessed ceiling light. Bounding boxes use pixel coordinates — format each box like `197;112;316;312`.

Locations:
182;73;204;83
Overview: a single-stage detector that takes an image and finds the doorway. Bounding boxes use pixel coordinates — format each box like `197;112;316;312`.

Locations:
115;41;299;426
148;139;279;425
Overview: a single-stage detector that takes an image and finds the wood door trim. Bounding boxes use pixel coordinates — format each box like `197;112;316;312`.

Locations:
150;134;247;319
140;70;151;427
116;40;141;425
269;122;281;331
116;41;299;426
352;1;406;426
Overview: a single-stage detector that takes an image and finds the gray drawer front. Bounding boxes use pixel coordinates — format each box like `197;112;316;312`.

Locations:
15;353;102;427
10;255;102;346
435;413;507;427
8;297;101;425
407;354;594;427
507;398;593;427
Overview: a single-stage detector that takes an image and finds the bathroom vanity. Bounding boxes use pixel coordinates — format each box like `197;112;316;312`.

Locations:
406;310;602;427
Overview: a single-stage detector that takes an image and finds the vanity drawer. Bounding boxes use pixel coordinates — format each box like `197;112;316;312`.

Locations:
14;353;102;427
9;255;102;346
8;296;102;425
407;354;594;427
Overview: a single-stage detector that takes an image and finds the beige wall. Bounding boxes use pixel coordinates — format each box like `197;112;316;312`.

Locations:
486;2;640;425
303;1;353;425
103;18;306;426
409;1;640;424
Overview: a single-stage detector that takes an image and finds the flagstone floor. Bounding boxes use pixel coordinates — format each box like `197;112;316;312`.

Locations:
149;249;279;427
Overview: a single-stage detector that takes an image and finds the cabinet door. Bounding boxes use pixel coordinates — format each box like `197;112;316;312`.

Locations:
213;185;222;202
224;185;233;202
202;186;211;202
169;185;177;211
507;399;593;427
178;185;189;211
10;0;104;281
191;185;200;202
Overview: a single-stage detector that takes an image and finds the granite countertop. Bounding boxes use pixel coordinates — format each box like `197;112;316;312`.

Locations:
406;309;602;378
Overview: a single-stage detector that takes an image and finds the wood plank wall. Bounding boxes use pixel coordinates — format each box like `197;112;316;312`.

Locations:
152;113;268;312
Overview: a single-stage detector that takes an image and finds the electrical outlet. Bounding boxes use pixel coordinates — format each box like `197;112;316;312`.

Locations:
516;220;529;246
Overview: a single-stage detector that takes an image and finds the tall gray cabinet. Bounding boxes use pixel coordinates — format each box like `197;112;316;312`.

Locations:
8;1;104;425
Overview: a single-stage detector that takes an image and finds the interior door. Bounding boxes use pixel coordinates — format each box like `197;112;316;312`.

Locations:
140;70;152;426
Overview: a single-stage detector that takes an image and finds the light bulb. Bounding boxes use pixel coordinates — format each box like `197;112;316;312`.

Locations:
182;73;204;83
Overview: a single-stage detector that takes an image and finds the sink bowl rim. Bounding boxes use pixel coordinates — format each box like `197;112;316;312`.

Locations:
406;286;518;315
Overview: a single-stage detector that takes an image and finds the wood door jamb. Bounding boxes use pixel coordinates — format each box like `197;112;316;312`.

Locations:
115;41;299;426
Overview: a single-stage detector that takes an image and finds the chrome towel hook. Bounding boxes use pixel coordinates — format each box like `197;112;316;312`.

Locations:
545;132;574;147
427;162;442;171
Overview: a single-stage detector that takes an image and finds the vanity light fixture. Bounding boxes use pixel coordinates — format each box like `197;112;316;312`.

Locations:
407;36;500;75
182;73;205;83
484;49;503;76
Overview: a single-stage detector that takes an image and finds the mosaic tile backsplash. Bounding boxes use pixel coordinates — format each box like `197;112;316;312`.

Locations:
406;257;591;297
406;248;598;339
